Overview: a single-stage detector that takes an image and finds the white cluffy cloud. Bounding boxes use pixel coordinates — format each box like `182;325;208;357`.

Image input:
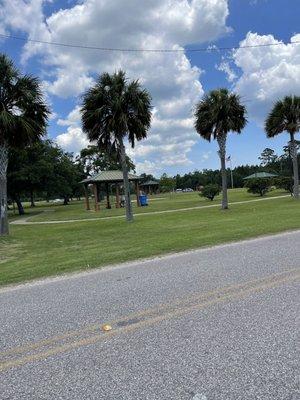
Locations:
0;0;231;175
56;127;89;154
57;106;82;127
216;59;237;82
231;32;300;124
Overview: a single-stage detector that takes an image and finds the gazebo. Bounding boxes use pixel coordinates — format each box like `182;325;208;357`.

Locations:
81;170;141;211
139;179;160;195
243;172;278;180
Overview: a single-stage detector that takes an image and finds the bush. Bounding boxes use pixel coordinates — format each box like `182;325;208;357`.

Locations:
245;178;271;197
274;176;293;195
200;184;221;201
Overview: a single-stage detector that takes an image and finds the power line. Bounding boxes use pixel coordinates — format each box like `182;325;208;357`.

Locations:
1;33;300;53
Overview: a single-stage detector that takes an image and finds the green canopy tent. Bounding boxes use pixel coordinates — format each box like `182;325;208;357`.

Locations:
243;172;278;180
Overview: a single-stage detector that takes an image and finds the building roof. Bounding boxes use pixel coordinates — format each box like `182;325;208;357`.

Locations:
81;170;140;184
243;172;278;180
140;180;159;186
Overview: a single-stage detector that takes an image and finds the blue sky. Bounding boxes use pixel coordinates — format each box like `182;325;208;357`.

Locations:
1;0;300;177
186;0;300;173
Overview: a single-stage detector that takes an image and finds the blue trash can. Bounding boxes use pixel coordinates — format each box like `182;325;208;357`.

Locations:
139;194;148;206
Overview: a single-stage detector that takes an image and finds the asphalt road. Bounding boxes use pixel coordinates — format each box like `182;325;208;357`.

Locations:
1;231;299;399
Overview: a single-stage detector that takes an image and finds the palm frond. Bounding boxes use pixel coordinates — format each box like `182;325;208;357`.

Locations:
194;88;247;141
0;54;50;147
265;96;300;137
81;70;152;152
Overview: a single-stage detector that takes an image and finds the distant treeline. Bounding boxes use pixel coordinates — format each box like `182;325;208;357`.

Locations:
149;147;299;192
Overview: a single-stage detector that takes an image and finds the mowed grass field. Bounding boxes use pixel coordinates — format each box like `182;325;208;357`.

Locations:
1;189;300;286
7;188;291;222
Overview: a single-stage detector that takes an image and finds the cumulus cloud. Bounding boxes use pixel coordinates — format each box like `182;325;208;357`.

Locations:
216;59;237;82
43;72;94;99
0;0;51;61
56;127;89;154
0;0;44;34
57;106;82;127
135;160;161;176
231;32;300;124
1;0;230;174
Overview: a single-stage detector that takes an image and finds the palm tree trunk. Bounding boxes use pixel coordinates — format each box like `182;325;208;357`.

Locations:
290;133;299;199
0;144;9;235
217;134;228;210
119;137;133;222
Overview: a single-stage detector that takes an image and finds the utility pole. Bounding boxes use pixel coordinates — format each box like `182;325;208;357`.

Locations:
226;156;234;189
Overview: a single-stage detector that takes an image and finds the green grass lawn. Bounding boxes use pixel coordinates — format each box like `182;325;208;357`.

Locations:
8;188;289;222
1;188;299;287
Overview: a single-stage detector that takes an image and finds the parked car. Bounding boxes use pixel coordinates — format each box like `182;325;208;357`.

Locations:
183;188;194;192
175;188;183;192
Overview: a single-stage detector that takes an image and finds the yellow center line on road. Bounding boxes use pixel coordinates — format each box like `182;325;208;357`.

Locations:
1;269;299;372
1;268;297;359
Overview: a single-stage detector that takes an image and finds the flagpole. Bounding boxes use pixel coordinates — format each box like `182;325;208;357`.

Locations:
230;158;234;189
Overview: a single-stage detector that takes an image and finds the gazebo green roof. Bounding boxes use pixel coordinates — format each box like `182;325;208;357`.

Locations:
243;172;278;180
81;170;140;184
140;180;159;186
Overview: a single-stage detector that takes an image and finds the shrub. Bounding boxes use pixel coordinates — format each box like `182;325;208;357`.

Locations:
274;176;293;195
245;178;271;196
200;184;221;201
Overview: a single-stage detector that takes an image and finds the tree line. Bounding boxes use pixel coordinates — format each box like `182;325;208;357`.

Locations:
157;146;299;192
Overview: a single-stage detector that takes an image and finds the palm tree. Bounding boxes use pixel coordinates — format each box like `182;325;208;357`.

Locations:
0;54;49;235
81;70;152;222
265;96;300;199
194;88;247;209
